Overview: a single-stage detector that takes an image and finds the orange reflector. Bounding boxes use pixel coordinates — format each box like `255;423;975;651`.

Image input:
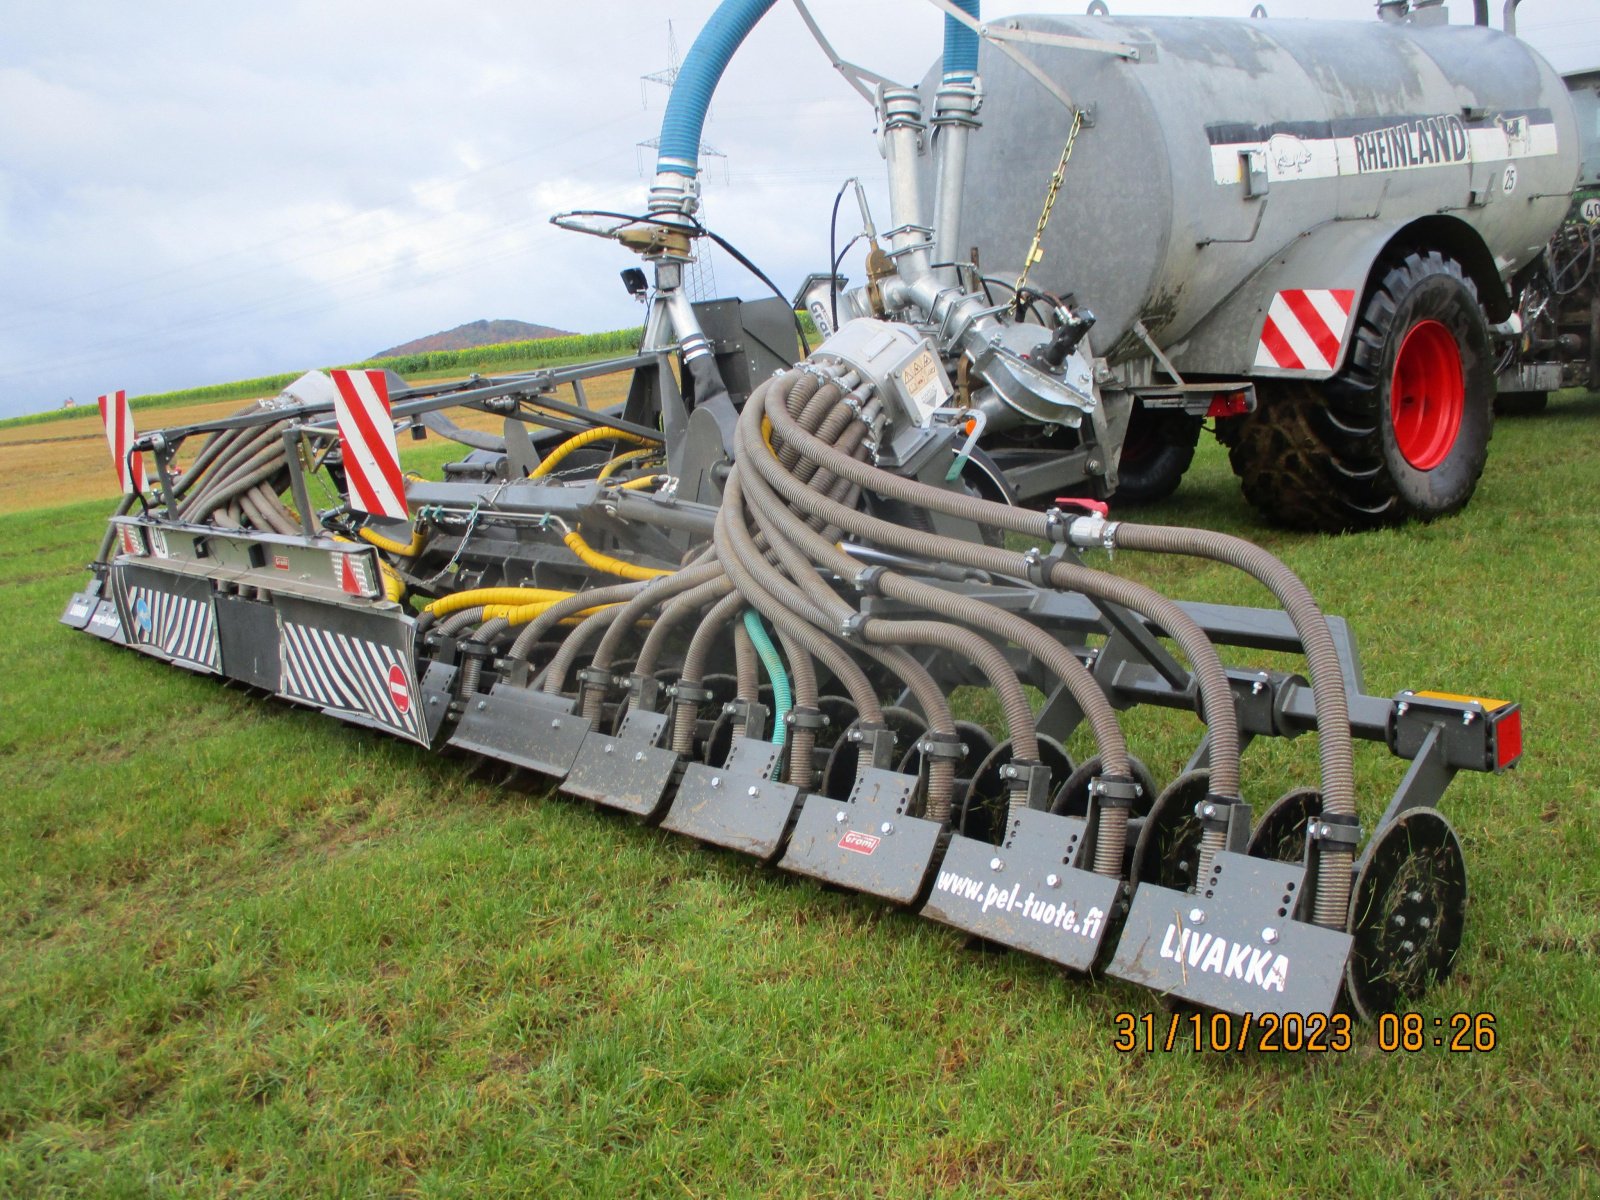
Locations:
1406;691;1522;771
1415;690;1512;712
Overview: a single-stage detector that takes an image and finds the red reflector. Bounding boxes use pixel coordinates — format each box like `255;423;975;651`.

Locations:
118;525;148;557
1493;706;1523;770
1206;392;1252;418
334;551;379;599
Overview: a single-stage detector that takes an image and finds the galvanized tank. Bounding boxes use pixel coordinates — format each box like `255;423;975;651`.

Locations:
1564;69;1599;191
931;14;1580;365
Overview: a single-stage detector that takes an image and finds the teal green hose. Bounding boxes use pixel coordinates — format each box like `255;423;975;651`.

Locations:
743;609;791;749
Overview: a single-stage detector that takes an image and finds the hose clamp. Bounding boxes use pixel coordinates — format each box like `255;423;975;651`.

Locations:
853;565;887;595
1308;810;1363;848
1193;791;1237;832
722;696;770;739
839;611;870;641
1022;547;1054;587
785;706;830;731
999;757;1053;808
575;665;617;691
1043;507;1070;544
1090;773;1143;809
916;732;967;762
679;331;712;363
457;640;494;662
849;719;891;744
627;672;662;710
670;682;715;705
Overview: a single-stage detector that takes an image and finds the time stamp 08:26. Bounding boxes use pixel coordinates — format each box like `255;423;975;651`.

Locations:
1111;1011;1499;1054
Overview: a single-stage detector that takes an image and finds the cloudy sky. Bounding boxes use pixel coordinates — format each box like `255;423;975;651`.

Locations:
1;0;1593;419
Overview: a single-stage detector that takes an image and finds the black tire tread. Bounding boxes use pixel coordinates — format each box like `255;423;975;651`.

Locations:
1229;251;1493;532
1114;404;1203;504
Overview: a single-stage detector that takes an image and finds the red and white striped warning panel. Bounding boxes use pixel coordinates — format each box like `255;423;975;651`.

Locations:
278;618;426;743
1253;289;1357;373
330;369;408;520
97;390;147;495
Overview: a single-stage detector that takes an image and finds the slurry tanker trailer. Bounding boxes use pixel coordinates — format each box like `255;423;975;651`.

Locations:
1495;61;1600;407
65;0;1566;1019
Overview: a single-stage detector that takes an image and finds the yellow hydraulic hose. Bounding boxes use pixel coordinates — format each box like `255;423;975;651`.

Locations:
617;474;662;492
359;526;428;557
424;587;575;617
561;529;674;580
481;600;616;626
596;447;660;481
379;567;405;603
529;426;661;479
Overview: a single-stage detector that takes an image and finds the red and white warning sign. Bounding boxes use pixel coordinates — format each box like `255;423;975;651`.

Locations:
329;369;408;520
333;550;379;598
387;663;411;715
97;390;147;495
839;830;881;856
1253;288;1356;372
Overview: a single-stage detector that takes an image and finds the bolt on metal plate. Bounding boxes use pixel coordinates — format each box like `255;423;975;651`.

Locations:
561;725;679;818
660;738;798;862
448;683;590;778
779;767;940;904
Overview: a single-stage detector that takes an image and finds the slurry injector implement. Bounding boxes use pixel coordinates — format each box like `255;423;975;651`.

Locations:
65;1;1536;1018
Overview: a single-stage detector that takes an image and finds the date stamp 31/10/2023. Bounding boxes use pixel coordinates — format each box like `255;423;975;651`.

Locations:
1111;1011;1499;1054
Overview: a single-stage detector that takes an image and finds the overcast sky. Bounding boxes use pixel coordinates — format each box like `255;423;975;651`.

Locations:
1;0;1593;419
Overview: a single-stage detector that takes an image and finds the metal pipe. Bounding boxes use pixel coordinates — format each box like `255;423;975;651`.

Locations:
880;86;935;286
930;81;981;287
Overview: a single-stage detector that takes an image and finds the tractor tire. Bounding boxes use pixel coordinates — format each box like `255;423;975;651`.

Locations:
1494;390;1548;416
1227;251;1494;531
1114;400;1202;504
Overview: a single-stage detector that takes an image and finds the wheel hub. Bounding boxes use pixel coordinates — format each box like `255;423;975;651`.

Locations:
1390;319;1465;471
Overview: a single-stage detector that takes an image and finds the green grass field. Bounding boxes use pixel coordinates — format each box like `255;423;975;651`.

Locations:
2;393;1598;1197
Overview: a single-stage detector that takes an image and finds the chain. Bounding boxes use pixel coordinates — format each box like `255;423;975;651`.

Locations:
1012;108;1086;315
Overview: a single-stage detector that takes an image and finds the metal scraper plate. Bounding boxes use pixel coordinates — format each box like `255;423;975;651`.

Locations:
921;807;1124;973
660;737;799;861
779;767;942;904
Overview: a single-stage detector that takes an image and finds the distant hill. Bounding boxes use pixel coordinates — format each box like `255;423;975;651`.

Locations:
374;319;574;359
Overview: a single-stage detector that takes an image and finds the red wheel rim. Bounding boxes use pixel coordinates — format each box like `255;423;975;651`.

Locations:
1389;320;1464;471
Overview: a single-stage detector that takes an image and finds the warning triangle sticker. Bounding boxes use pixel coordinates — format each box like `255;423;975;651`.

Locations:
340;554;362;595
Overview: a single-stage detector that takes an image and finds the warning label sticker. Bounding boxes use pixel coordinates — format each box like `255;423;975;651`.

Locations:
898;349;950;426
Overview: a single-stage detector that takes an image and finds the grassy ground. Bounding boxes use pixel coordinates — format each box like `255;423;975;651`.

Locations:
1;392;1598;1196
